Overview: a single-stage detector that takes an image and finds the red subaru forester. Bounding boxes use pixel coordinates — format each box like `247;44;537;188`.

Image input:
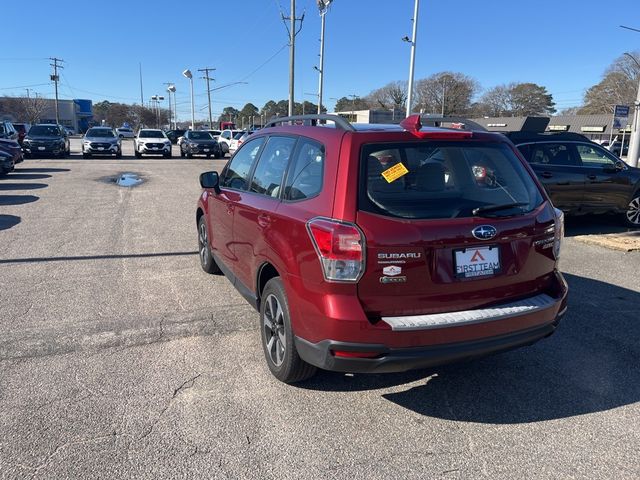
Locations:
196;114;568;383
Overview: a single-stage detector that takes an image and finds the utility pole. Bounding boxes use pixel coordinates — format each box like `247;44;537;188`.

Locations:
316;0;333;115
139;63;144;105
50;57;64;125
282;0;305;117
404;0;420;118
198;67;216;128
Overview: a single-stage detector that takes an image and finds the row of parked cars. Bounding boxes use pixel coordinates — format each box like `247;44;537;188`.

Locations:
194;113;640;383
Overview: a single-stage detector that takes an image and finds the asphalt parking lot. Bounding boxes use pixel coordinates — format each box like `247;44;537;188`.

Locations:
1;141;639;479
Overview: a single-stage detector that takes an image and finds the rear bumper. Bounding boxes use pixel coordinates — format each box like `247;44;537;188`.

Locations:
295;307;565;373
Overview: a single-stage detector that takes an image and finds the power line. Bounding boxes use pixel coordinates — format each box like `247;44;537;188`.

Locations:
198;67;216;127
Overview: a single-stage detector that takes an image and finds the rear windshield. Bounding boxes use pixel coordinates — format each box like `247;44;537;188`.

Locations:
359;141;543;219
29;125;62;136
86;128;115;138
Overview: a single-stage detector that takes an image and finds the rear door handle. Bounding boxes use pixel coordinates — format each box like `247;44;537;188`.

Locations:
257;213;271;228
540;172;553;179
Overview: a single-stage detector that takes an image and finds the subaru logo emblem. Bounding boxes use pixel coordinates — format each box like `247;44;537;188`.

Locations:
472;225;497;240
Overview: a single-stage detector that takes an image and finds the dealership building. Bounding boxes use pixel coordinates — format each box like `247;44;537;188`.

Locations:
0;98;93;133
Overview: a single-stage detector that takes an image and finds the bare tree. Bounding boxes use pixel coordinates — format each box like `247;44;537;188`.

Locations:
478;84;512;117
475;82;556;117
414;72;479;116
366;81;407;110
20;96;49;124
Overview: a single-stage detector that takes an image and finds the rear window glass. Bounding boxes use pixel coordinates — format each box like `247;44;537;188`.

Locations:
359;141;543;219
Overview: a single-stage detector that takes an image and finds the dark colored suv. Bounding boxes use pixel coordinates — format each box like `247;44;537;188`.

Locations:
196;114;568;383
506;132;640;227
180;130;222;158
23;124;71;158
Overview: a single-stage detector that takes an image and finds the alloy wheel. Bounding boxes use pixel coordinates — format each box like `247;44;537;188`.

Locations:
263;293;286;367
627;196;640;226
198;222;209;266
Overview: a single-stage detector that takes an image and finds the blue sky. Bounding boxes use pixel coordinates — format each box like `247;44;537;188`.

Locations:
1;0;639;121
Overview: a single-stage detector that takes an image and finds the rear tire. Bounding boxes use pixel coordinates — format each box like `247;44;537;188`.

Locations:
624;192;640;228
260;278;317;384
198;216;220;274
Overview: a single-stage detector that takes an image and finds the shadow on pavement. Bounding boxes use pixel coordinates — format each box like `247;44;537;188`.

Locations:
14;168;69;173
0;215;21;231
0;183;48;191
0;251;198;264
0;195;39;206
3;173;52;180
301;273;640;424
564;215;633;237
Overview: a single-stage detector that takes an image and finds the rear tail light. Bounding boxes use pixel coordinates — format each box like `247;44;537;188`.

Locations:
553;208;564;260
306;217;365;282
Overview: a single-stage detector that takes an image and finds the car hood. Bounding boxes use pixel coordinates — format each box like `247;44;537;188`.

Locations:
188;139;218;145
85;136;118;142
26;135;64;141
138;137;167;142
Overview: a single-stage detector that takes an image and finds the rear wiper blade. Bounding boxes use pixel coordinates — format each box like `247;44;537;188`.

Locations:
472;202;528;216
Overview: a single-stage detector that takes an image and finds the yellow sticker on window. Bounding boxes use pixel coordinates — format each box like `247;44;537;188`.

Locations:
381;162;409;183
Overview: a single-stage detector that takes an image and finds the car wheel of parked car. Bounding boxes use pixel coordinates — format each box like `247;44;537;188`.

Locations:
198;216;220;274
135;150;141;159
164;152;172;158
625;193;640;227
180;147;185;158
115;149;122;159
187;151;193;159
83;152;91;159
260;278;317;383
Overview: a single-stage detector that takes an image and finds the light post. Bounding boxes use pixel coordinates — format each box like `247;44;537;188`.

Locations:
315;0;333;115
167;85;176;129
623;52;640;167
182;69;195;130
403;0;420;117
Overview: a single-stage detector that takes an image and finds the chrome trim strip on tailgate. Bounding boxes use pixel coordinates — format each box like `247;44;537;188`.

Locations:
382;294;557;331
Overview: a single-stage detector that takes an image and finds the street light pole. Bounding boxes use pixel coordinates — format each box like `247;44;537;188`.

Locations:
624;52;640;167
316;0;333;115
405;0;420;118
182;69;195;130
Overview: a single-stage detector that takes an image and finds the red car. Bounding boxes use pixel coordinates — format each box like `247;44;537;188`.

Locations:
196;114;568;383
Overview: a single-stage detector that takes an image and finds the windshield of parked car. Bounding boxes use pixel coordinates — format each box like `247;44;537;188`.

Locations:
360;141;543;220
233;132;245;140
29;125;62;136
86;129;115;138
190;132;213;140
139;130;165;138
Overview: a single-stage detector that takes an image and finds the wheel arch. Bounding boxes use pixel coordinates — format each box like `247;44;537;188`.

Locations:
256;262;281;308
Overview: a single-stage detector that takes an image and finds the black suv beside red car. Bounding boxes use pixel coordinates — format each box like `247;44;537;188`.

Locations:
506;132;640;227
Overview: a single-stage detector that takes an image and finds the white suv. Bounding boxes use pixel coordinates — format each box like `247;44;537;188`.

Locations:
218;129;242;154
134;129;172;158
116;127;135;139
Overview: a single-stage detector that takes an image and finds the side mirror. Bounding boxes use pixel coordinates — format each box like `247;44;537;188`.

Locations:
200;171;221;193
604;161;627;173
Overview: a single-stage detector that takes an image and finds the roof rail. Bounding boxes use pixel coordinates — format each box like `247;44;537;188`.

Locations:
264;114;356;132
418;115;488;132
